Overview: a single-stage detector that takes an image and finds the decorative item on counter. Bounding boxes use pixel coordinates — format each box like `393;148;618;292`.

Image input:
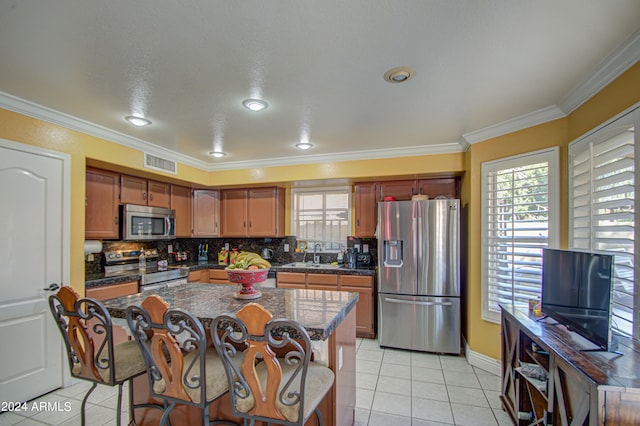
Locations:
225;251;271;300
229;248;239;264
218;248;229;265
296;240;307;253
383;196;396;201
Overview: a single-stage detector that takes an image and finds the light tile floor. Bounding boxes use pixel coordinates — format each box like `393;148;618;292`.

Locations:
0;338;511;425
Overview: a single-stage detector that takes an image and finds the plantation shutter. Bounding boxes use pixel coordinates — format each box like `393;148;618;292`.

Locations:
569;110;637;338
481;148;559;323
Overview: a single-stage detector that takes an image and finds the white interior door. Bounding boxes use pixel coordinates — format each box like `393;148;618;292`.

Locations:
0;139;69;403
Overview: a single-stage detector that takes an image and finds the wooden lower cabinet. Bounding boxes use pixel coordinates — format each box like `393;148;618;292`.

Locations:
277;272;375;338
501;305;640;426
188;269;204;282
85;281;139;345
208;269;232;284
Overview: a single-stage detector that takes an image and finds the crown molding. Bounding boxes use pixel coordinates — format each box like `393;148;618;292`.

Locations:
462;106;566;145
558;28;640;115
0;91;465;171
206;142;466;171
0;91;211;171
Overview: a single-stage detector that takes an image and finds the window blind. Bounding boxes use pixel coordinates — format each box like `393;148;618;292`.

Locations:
291;187;351;251
481;148;559;323
569;110;637;338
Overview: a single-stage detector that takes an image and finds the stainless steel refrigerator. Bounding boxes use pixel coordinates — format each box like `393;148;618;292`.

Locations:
377;199;460;353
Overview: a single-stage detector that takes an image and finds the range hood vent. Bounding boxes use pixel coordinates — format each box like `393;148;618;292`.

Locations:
145;153;177;174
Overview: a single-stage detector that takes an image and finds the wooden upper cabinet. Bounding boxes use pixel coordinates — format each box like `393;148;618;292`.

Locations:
120;174;170;208
354;182;377;238
192;189;220;237
379;179;416;201
86;168;120;239
220;189;248;237
248;187;285;237
171;185;192;238
416;177;459;199
221;187;285;237
147;180;171;208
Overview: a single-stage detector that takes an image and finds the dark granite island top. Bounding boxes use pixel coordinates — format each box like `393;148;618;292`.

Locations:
102;282;359;341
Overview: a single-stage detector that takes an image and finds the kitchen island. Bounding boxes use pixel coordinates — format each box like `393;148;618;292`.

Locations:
102;282;358;426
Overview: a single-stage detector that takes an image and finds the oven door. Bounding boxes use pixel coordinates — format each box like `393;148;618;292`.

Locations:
123;204;175;240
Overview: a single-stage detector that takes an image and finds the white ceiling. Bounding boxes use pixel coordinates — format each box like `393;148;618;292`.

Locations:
1;1;639;171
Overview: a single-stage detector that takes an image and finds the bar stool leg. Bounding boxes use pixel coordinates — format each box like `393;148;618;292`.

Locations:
80;382;98;426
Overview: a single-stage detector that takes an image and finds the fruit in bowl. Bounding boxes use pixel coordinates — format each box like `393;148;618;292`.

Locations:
225;251;271;299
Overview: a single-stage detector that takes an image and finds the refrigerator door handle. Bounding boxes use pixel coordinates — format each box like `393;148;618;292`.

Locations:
384;297;453;307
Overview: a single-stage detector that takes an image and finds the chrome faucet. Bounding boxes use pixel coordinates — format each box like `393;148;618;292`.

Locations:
313;243;322;265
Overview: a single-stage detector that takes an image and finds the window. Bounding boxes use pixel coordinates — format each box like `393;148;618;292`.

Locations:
569;106;639;339
291;187;351;252
481;148;560;323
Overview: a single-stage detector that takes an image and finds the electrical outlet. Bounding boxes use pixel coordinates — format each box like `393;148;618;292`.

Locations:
284;243;290;252
168;244;173;253
224;243;230;250
87;253;94;261
355;244;360;252
363;244;369;253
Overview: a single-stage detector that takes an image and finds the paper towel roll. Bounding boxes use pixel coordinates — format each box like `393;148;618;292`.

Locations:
84;240;103;254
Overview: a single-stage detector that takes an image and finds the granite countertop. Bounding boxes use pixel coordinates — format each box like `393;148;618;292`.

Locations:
86;261;375;288
102;282;358;341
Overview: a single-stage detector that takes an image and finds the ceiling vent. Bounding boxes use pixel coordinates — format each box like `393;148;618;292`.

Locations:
144;153;177;174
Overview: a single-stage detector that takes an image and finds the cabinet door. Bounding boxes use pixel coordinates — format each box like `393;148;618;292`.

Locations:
193;189;220;237
248;187;285;237
342;286;374;338
188;270;203;282
340;275;375;338
276;272;306;288
417;177;458;199
147;180;171;208
171;185;192;238
221;189;248;237
120;174;148;205
209;269;232;284
86;168;120;239
379;180;416;201
354;182;377;237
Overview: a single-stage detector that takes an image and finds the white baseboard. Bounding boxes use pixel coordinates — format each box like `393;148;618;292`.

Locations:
464;339;501;376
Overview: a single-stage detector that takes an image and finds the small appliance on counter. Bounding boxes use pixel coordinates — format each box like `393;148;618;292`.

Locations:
356;252;373;268
345;247;358;269
198;244;208;262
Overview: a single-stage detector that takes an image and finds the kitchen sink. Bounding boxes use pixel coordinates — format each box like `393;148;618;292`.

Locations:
281;262;344;269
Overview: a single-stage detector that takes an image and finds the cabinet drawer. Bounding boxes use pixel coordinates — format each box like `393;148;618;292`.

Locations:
277;272;306;284
277;282;305;289
307;273;338;286
209;269;229;280
339;275;373;288
86;281;138;301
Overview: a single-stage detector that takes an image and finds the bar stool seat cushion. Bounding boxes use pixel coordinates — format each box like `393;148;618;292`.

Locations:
235;360;334;423
70;340;146;384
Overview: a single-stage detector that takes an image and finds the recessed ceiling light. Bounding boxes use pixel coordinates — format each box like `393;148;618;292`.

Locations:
383;66;415;83
125;115;152;126
242;98;269;112
208;151;227;158
296;142;313;150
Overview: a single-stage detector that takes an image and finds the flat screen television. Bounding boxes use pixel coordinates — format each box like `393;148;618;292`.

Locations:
541;248;614;351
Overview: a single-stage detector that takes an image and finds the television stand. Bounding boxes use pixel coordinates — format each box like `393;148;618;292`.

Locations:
500;304;640;425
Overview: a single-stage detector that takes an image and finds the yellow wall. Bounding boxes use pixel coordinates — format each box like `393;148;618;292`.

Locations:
1;60;637;358
0;106;463;294
464;62;640;360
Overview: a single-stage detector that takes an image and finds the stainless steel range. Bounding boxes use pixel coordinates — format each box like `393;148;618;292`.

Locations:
104;249;188;291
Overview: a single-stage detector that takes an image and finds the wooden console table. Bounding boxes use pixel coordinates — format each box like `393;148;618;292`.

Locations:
500;304;640;425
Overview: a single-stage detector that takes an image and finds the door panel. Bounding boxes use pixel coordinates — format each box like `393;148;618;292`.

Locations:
378;294;460;353
0;140;67;403
378;201;416;295
418;200;460;296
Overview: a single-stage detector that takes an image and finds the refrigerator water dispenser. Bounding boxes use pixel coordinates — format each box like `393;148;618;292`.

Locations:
383;240;403;267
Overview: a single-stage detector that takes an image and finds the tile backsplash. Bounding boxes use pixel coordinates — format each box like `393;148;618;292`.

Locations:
85;236;377;274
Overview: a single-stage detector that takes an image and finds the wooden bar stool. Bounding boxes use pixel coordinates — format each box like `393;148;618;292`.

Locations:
126;295;236;426
49;286;153;426
211;303;335;426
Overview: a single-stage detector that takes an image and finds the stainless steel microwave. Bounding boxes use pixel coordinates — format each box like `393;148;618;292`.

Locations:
122;204;175;240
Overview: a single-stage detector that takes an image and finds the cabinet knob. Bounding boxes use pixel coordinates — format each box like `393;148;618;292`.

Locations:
149;193;154;201
143;192;147;200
